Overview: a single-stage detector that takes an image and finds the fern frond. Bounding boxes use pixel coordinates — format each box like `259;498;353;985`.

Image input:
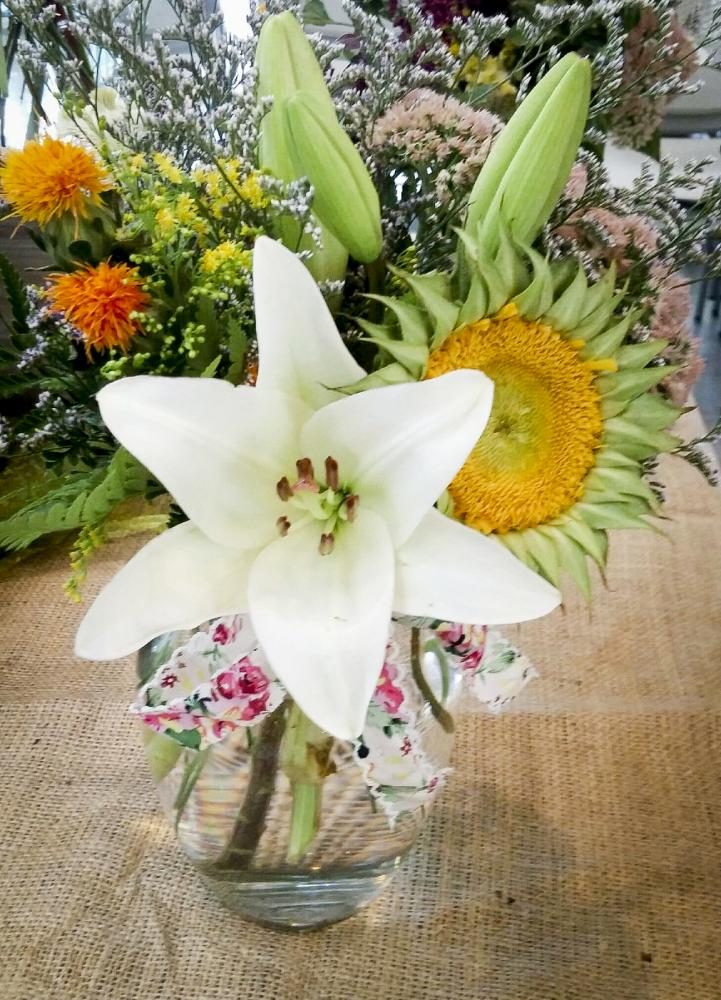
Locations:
0;251;30;334
0;448;149;551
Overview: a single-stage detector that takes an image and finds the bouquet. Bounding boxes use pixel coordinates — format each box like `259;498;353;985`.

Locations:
0;0;719;926
363;0;709;153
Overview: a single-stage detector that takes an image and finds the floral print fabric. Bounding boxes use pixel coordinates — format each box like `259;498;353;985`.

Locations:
131;616;537;817
130;616;284;751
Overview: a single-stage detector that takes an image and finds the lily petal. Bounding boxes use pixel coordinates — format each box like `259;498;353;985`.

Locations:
253;236;366;408
98;376;310;550
75;522;256;660
301;370;494;545
247;508;394;739
394;508;561;624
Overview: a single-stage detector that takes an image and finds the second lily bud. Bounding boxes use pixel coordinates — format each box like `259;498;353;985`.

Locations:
466;53;592;258
281;93;383;265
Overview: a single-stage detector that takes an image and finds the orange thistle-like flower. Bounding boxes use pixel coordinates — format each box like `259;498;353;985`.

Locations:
47;262;150;356
0;137;111;227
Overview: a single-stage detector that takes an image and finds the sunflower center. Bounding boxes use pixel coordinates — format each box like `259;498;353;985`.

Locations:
425;305;603;533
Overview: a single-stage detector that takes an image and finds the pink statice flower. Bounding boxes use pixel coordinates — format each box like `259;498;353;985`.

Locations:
563;162;588;203
647;266;703;405
610;10;698;149
556;207;659;273
370;89;502;203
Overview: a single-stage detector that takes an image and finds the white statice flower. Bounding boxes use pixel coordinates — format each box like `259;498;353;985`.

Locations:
76;238;559;739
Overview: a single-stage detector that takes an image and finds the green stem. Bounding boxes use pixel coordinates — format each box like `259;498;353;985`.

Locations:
366;255;385;295
281;702;333;865
208;702;286;874
366;256;386;323
173;746;209;830
410;627;455;735
287;782;321;865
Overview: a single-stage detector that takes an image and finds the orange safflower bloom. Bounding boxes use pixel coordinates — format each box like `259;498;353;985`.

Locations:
0;137;111;226
47;262;150;356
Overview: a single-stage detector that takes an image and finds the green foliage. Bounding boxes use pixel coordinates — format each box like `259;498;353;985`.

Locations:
64;510;168;600
0;252;29;334
0;448;149;552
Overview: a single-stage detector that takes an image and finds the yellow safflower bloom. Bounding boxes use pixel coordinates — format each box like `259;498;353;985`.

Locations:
0;137;111;226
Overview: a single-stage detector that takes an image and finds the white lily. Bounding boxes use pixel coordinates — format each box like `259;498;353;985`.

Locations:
76;237;560;739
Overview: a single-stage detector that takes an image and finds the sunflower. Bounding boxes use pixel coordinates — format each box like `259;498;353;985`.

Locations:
47;262;150;356
354;230;681;597
0;137;111;227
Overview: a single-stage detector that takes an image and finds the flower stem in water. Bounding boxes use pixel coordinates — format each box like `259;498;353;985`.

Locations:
281;702;334;865
209;701;286;873
287;782;321;865
410;627;455;734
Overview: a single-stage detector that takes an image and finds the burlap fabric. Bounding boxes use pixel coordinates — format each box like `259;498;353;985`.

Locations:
2;436;720;1000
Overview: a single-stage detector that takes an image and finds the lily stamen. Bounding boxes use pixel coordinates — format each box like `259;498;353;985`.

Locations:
277;476;293;501
276;515;291;537
319;532;335;555
294;457;319;493
344;494;359;522
325;456;339;491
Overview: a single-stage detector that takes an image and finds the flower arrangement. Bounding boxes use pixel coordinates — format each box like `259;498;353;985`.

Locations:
372;0;708;153
0;1;720;919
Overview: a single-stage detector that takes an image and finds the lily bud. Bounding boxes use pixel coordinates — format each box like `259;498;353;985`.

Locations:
466;53;591;257
281;92;383;264
256;11;350;282
256;11;337;122
256;12;337;183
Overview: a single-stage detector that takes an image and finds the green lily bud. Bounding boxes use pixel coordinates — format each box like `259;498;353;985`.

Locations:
256;12;349;281
256;12;337;120
256;11;338;182
466;53;591;257
282;92;383;264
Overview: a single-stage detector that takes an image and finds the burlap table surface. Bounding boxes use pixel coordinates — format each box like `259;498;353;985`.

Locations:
1;440;720;1000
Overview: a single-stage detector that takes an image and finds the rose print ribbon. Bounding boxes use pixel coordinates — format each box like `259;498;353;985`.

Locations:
131;616;537;820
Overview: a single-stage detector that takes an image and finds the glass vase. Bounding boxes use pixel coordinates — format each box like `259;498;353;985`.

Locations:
136;616;465;930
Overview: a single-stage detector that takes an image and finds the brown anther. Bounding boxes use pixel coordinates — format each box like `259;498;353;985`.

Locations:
296;457;315;481
319;532;335;556
293;456;319;493
344;494;359;522
276;516;291;537
325;456;339;491
276;476;293;501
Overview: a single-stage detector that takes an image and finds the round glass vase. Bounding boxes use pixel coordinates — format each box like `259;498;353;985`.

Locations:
136;617;462;931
